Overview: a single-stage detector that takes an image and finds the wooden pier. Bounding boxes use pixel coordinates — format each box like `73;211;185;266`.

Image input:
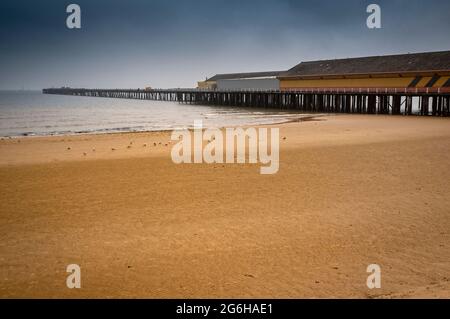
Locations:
42;87;450;116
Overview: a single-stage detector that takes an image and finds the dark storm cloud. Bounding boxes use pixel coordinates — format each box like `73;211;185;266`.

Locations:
0;0;449;89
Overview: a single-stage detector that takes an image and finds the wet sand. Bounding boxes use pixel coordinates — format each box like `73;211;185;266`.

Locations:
0;114;449;298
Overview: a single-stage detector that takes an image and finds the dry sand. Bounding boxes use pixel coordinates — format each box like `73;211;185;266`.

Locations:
0;114;449;298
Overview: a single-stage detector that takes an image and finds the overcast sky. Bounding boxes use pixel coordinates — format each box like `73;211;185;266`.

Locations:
1;0;450;89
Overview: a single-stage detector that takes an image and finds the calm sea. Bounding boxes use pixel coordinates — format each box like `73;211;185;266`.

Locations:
0;91;310;137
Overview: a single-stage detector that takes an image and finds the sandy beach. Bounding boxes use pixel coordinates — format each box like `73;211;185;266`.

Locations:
0;114;449;298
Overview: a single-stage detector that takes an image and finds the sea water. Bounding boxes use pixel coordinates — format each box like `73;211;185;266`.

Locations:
0;91;310;137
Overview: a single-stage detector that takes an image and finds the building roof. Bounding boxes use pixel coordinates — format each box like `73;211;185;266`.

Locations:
280;51;450;78
207;71;283;81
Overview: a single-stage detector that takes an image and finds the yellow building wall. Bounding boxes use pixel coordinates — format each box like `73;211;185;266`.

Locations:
280;77;416;89
415;77;432;88
197;81;216;89
434;76;450;88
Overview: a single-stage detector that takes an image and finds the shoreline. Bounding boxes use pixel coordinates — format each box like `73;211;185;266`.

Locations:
0;113;322;139
2;114;449;167
0;112;438;140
